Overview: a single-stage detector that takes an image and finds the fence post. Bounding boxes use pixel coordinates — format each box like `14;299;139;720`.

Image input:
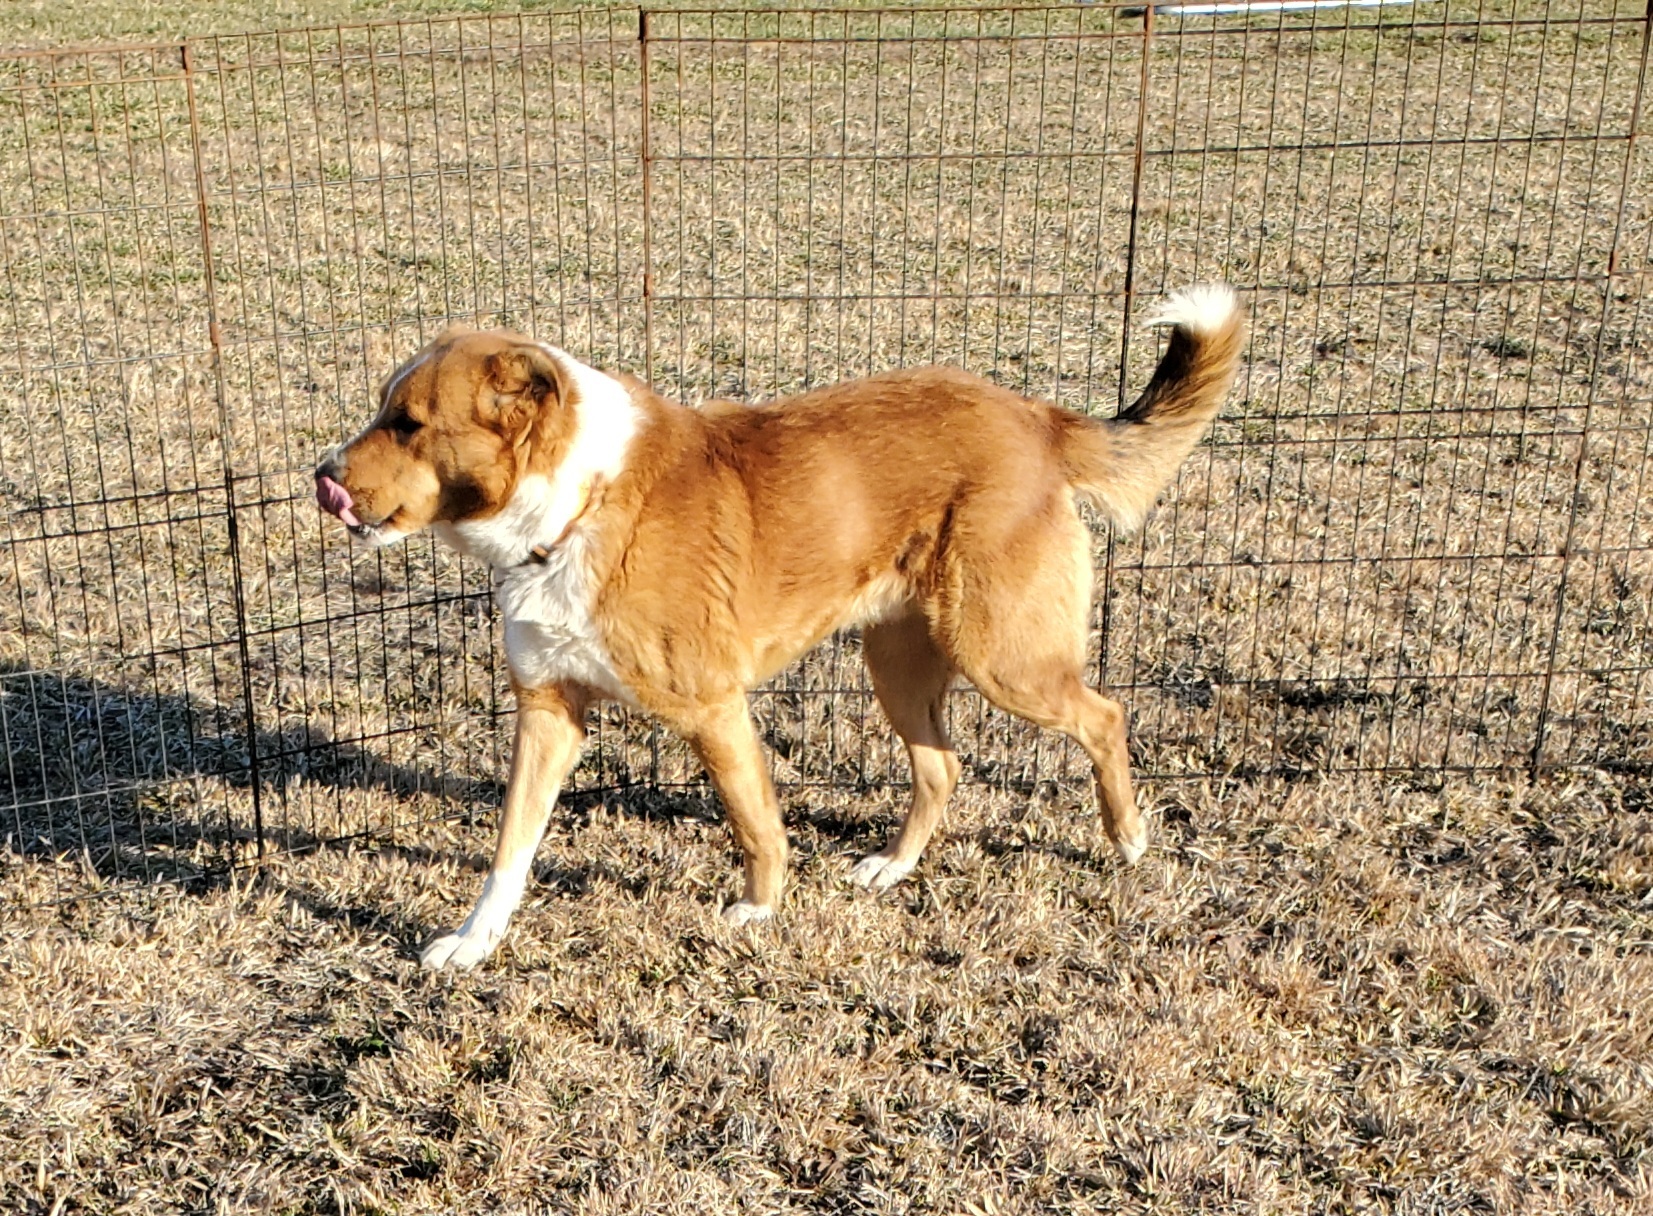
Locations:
639;8;656;390
638;8;665;787
1120;7;1154;371
1529;0;1653;775
182;41;265;861
1100;8;1155;692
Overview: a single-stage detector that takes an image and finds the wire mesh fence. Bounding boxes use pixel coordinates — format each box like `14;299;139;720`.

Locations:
1;1;1648;898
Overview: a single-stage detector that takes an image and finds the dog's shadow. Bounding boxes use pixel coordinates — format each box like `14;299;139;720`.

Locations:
268;781;739;953
0;660;754;943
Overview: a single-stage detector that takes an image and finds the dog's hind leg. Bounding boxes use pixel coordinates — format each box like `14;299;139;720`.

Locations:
948;515;1147;865
681;697;790;925
850;610;961;892
421;683;588;971
983;673;1146;865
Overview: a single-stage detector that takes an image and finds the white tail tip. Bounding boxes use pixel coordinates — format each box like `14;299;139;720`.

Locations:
1145;282;1238;335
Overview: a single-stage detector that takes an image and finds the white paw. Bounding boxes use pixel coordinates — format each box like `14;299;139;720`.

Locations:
1114;825;1148;866
848;851;916;892
721;899;774;927
419;930;498;972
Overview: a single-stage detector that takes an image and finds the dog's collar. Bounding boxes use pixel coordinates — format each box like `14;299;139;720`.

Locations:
518;479;599;566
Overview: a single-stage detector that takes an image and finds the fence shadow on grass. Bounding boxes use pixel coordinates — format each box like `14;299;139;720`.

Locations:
0;657;742;913
0;659;485;890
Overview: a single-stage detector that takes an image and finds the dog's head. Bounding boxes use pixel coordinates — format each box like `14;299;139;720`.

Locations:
314;326;574;547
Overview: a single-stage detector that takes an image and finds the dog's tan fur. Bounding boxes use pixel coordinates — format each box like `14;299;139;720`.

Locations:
316;286;1243;969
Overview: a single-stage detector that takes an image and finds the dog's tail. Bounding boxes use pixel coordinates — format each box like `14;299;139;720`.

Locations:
1057;283;1244;531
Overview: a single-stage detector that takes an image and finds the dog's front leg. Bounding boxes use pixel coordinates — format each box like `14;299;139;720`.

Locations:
682;697;789;925
420;684;587;971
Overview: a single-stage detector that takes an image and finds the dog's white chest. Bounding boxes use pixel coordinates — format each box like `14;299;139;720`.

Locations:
428;345;645;706
493;543;634;703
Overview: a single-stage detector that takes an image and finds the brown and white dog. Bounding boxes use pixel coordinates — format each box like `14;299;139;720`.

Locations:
315;286;1242;970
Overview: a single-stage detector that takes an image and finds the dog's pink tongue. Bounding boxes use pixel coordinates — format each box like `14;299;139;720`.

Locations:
315;475;362;528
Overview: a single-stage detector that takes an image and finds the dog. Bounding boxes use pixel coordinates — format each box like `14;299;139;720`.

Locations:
315;285;1243;970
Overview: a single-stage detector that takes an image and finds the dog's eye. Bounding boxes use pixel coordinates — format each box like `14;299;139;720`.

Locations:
388;412;422;437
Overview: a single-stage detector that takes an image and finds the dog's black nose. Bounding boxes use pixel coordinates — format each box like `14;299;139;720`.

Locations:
315;455;343;483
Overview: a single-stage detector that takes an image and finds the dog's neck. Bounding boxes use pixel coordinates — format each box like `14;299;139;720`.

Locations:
434;348;640;571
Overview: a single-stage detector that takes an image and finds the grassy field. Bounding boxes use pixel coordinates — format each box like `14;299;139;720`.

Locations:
1;0;1651;1212
4;772;1652;1213
0;1;638;49
0;0;1042;49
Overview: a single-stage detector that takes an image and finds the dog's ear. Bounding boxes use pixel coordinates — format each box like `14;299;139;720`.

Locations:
486;343;563;440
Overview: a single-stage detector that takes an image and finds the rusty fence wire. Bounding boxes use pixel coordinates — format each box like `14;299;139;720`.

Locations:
0;1;1648;897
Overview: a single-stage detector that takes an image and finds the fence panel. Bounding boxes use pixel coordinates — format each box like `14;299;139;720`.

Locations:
180;10;652;858
0;4;1648;901
1114;0;1653;780
1535;2;1653;772
0;46;252;895
641;5;1144;792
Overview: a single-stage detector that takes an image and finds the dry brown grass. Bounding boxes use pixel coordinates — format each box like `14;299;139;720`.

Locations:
1;2;1651;1211
4;771;1652;1212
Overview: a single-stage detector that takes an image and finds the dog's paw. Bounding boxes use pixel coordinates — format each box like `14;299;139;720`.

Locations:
848;851;915;893
1110;822;1150;872
1113;828;1148;866
419;930;497;972
721;899;774;928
